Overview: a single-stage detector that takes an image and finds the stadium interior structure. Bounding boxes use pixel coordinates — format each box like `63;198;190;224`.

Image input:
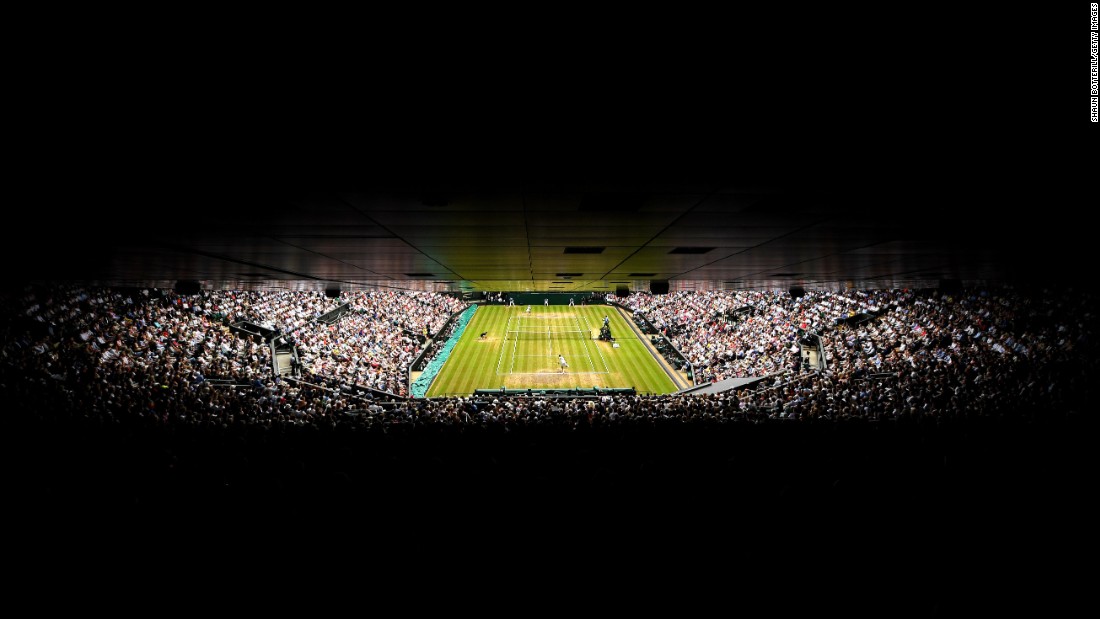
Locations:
5;113;1092;598
7;8;1094;609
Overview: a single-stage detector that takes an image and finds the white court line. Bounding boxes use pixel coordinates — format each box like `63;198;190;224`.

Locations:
581;311;612;374
496;309;615;375
508;329;519;374
571;313;597;371
495;314;513;375
497;314;521;373
506;371;605;376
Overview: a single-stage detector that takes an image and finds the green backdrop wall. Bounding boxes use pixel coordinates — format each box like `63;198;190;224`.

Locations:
491;292;607;306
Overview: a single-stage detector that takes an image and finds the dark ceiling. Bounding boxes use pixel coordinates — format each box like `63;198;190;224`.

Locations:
14;124;1089;294
21;145;1085;294
12;19;1089;294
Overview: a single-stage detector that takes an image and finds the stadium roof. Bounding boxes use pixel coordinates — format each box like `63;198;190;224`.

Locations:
13;78;1086;294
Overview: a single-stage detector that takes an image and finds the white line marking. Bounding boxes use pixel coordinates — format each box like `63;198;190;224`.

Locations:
506;370;609;375
499;314;524;376
572;312;597;371
495;314;513;375
581;310;611;373
509;328;518;375
487;309;612;376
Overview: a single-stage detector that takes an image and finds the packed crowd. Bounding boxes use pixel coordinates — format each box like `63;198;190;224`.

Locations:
2;285;1091;435
292;291;466;396
617;290;786;380
412;310;466;372
231;290;344;332
6;285;1089;539
730;287;1091;421
616;289;923;382
3;286;272;386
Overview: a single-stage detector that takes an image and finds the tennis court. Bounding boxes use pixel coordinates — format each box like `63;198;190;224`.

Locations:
424;305;677;396
494;312;610;375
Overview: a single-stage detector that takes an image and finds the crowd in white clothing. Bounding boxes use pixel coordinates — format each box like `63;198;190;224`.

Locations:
3;284;1091;431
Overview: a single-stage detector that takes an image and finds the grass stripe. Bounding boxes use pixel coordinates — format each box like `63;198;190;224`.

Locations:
426;304;676;396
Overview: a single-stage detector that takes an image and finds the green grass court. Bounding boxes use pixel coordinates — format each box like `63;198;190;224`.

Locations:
426;305;677;396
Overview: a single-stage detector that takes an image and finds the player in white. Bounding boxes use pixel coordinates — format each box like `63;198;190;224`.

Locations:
526;305;531;313
558;354;568;373
568;297;575;307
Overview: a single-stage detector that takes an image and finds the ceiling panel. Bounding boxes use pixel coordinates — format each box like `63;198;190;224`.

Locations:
383;226;529;244
648;226;799;245
13;138;1081;292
